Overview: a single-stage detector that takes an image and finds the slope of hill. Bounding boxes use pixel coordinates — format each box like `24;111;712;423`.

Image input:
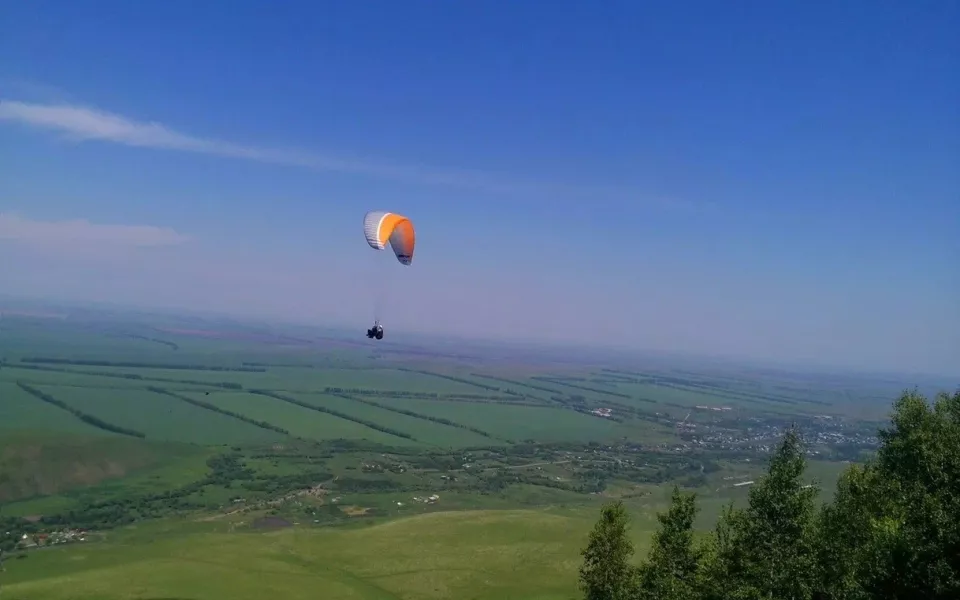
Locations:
0;507;656;600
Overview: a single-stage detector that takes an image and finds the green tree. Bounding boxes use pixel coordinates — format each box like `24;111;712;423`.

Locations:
703;427;819;600
636;486;704;600
579;500;637;600
814;390;960;600
812;463;876;600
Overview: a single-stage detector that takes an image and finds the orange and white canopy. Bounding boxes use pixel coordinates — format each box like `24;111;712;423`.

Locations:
363;211;415;266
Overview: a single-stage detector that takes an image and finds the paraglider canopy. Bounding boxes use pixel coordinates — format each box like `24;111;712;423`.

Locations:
363;211;415;265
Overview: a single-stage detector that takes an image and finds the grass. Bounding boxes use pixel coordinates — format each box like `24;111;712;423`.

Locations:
31;385;285;445
177;390;420;446
0;506;656;600
0;440;213;517
0;432;195;503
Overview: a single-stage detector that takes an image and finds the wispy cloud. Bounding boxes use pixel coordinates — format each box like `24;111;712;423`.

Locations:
0;213;189;247
0;98;696;209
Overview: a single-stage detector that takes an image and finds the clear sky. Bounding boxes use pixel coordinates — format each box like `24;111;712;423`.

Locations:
1;1;958;375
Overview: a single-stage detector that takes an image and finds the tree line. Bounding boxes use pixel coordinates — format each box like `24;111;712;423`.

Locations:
323;387;503;401
19;357;265;372
121;334;180;351
15;382;146;438
12;363;243;389
1;453;337;537
578;389;960;600
393;368;515;395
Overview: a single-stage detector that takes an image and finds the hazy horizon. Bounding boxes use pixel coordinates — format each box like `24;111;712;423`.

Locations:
2;294;957;385
2;2;957;376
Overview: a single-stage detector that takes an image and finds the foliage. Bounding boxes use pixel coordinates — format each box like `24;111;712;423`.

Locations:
701;427;819;600
635;486;703;600
815;390;960;600
579;500;636;600
578;390;960;600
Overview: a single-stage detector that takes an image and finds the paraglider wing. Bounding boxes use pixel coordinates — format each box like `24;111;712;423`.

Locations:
363;211;415;266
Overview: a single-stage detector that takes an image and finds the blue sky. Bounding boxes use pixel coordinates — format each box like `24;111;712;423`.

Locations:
1;1;958;375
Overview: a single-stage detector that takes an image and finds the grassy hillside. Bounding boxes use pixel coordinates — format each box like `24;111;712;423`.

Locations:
0;507;656;600
0;432;205;503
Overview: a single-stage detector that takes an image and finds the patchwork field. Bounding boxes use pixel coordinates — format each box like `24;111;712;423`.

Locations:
360;397;654;443
282;392;498;447
31;385;285;445
0;382;108;436
178;390;419;446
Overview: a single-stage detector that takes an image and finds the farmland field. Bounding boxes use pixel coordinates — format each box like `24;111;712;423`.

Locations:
0;382;110;436
0;305;949;600
30;385;284;445
357;396;666;443
267;392;497;447
177;390;420;445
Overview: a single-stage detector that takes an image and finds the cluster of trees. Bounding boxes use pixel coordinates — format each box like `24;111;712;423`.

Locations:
2;453;336;535
16;382;146;438
578;390;959;600
333;477;409;493
241;471;333;494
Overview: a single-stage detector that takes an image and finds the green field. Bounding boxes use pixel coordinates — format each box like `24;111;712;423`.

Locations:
0;307;933;599
358;397;661;443
0;366;178;391
178;390;419;446
0;382;109;436
55;364;504;395
0;507;651;600
32;385;285;445
267;392;497;447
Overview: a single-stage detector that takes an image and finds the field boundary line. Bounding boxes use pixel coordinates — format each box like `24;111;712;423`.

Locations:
147;387;292;437
15;381;146;439
328;392;508;443
248;390;421;444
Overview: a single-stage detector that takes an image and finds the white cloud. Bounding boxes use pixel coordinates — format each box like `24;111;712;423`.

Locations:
0;98;696;209
0;213;189;247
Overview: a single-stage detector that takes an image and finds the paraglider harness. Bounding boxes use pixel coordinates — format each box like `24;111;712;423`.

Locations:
366;320;384;340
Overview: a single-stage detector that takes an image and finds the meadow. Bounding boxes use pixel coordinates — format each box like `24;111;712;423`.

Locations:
0;305;942;599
